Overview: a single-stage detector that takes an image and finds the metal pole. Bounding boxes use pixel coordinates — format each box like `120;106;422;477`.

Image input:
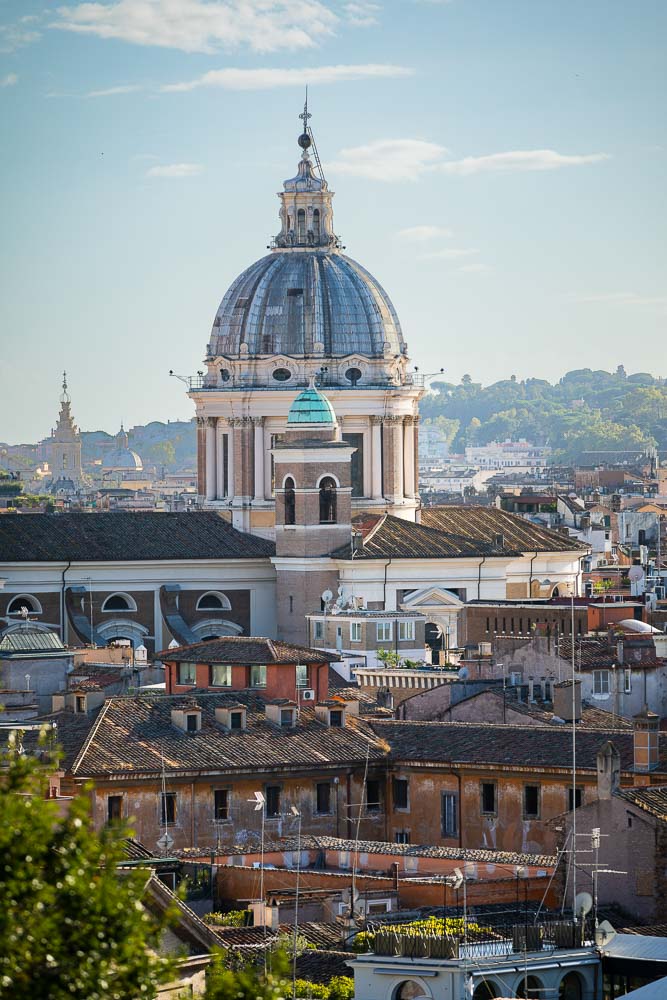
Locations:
292;808;302;1000
571;593;577;924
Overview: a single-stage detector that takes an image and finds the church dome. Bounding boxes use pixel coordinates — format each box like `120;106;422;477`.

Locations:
287;382;336;425
209;252;404;359
103;425;143;472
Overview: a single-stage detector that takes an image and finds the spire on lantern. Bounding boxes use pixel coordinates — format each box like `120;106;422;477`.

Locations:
61;370;70;403
273;96;340;250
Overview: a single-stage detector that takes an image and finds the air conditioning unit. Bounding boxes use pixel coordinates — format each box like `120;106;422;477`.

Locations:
300;689;316;702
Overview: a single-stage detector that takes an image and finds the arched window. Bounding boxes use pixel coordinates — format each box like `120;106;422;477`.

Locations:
284;477;296;525
7;595;42;615
196;592;232;611
102;593;137;612
472;984;499;1000
394;983;429;1000
312;209;320;239
517;977;544;999
319;477;337;524
297;209;306;242
559;972;583;1000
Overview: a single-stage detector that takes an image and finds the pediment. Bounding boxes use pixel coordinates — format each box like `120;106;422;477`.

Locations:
401;586;465;610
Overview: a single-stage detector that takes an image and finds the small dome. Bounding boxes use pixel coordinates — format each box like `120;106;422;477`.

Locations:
287;384;336;425
103;449;143;471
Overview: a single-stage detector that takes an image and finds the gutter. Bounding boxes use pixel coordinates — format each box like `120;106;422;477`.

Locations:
528;551;538;599
477;555;487;601
382;557;393;610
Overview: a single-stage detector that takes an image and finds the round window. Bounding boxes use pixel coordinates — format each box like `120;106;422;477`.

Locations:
345;367;362;385
272;368;292;382
220;369;231;382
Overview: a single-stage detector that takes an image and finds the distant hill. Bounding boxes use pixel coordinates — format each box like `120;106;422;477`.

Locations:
420;367;667;463
82;420;196;472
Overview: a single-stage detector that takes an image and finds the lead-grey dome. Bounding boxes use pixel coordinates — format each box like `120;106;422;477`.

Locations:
208;251;405;359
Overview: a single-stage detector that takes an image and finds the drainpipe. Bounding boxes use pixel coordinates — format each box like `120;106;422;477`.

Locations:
477;556;487;601
60;560;71;642
345;771;353;839
456;771;462;848
528;551;538;600
382;558;393;611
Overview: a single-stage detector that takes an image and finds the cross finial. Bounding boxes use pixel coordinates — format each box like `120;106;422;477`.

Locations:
60;370;70;403
299;87;311;129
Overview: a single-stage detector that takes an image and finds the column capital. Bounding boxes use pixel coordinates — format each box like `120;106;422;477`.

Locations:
205;416;217;428
196;416;205;428
384;415;403;425
229;417;242;427
370;415;384;426
403;415;415;426
251;416;265;427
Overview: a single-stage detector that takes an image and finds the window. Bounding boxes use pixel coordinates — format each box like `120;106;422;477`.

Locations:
365;778;381;813
197;591;231;611
214;789;229;821
319;477;337;523
280;709;294;727
211;664;232;687
296;664;309;689
344;368;362;385
102;593;133;611
107;795;123;824
342;432;364;496
329;709;343;728
624;668;632;694
265;785;281;818
186;713;199;732
481;782;497;816
178;662;197;685
395;831;411;844
284;477;296;525
250;664;267;688
160;792;176;826
350;622;362;642
593;670;610;696
568;787;583;811
229;711;244;731
441;792;458;837
7;595;41;615
312;209;321;239
272;367;292;382
297;209;306;241
313;621;324;641
398;621;415;642
315;782;331;814
75;695;86;714
393;778;409;810
524;785;540;819
376;621;393;643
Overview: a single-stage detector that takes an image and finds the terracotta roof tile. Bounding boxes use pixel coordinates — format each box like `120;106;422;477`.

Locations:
420;506;588;554
616;785;667;822
157;636;339;664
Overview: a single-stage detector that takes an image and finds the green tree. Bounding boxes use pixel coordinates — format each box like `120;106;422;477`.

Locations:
0;741;174;1000
205;947;290;1000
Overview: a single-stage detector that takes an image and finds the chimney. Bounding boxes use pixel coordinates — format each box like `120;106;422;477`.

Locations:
552;680;582;722
633;706;660;773
596;741;621;800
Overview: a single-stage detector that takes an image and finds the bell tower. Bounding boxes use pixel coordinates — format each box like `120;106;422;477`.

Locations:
272;380;354;644
49;372;85;489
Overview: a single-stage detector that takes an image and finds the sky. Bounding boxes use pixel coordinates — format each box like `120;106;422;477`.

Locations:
0;0;665;444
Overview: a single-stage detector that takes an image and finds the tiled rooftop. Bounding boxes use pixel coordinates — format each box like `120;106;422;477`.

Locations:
70;692;386;778
157;636;340;664
616;785;667;822
0;511;274;562
420;506;588;554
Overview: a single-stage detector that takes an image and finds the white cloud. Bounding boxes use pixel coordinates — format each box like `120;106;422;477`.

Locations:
396;224;453;241
343;2;380;27
329;139;447;182
54;0;339;54
87;83;141;97
161;62;412;93
146;163;203;178
438;149;610;175
0;19;40;53
419;248;478;260
328;139;610;181
1;72;18;87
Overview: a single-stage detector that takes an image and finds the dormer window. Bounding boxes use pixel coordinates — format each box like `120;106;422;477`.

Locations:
315;703;346;728
215;705;246;731
186;713;199;733
280;708;295;727
171;704;202;732
265;700;297;727
230;710;244;731
329;709;343;728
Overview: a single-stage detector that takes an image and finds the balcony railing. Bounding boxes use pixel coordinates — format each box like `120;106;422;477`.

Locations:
370;920;583;960
186;372;426;392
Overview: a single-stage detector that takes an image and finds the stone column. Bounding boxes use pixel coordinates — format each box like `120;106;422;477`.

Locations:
371;416;383;500
205;418;216;501
196;417;206;497
227;419;237;498
392;416;404;502
403;416;415;497
216;419;225;500
413;415;420;498
253;417;265;502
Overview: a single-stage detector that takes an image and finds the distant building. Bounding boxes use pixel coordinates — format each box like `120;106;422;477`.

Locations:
465;439;551;470
47;372;88;494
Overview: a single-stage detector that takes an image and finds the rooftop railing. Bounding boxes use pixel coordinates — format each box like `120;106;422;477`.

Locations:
369;920;583;960
184;372;426;392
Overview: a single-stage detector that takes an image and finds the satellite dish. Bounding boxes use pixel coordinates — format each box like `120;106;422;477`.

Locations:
595;920;617;947
450;868;464;890
628;566;644;582
156;832;174;852
575;891;593;918
168;639;179;649
321;589;333;603
458;667;469;681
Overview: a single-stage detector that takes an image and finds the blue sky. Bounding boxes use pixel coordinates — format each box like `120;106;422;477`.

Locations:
1;0;665;443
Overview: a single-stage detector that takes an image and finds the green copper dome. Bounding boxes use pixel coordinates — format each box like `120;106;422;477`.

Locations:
287;383;336;425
